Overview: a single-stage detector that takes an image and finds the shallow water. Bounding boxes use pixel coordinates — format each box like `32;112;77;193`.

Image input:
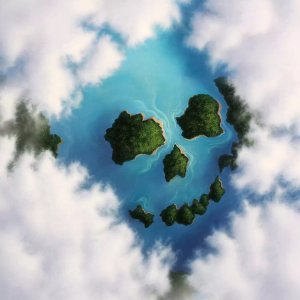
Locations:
52;29;241;270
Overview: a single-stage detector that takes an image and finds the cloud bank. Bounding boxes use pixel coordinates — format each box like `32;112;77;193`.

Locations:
188;200;300;300
0;0;186;119
188;0;300;193
188;0;300;129
0;137;173;300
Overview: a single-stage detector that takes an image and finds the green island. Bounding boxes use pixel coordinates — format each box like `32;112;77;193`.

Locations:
129;205;154;228
160;203;195;226
160;178;225;226
160;204;178;226
163;145;189;182
209;177;225;202
215;77;253;171
176;94;223;139
105;111;165;165
191;194;210;215
176;204;195;225
218;143;239;171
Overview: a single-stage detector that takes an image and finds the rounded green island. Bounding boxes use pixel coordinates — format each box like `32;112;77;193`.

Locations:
129;205;154;228
160;203;195;226
163;145;189;182
176;94;223;139
176;204;195;225
160;204;178;226
105;111;165;165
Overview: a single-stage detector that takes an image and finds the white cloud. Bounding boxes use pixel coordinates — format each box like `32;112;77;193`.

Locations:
90;0;188;46
188;0;300;129
188;0;300;193
77;35;124;86
232;126;300;194
0;137;173;300
188;200;300;300
0;0;186;120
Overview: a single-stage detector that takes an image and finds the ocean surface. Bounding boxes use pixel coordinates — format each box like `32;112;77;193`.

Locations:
52;21;243;270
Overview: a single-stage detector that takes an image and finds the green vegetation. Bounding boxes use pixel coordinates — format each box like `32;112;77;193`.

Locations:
0;102;61;159
218;142;239;171
176;204;195;225
159;179;226;226
191;199;206;215
129;205;154;228
215;77;251;143
160;204;178;226
160;177;225;226
160;203;195;226
176;94;223;139
163;145;189;182
200;194;210;207
105;111;165;165
215;77;253;171
191;194;210;215
209;177;225;202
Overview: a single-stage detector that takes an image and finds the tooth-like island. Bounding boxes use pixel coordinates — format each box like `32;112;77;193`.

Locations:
129;205;154;228
160;177;225;227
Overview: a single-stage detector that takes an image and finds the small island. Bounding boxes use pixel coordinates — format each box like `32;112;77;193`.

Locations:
163;145;189;182
191;194;210;215
105;111;165;165
160;203;195;226
129;205;154;228
209;177;225;202
176;94;223;139
176;204;195;225
160;204;178;226
159;181;226;227
218;143;239;172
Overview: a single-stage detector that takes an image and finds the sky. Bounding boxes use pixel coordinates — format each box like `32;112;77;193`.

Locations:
1;0;300;299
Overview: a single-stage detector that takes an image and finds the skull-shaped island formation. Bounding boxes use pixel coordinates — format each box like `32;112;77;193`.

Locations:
105;77;253;228
104;92;227;228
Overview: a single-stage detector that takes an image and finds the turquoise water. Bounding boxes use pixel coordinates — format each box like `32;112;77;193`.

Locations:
52;29;239;269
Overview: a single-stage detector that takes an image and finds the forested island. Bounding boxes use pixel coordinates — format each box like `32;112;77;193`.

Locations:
176;94;223;139
209;177;225;202
163;145;189;182
129;205;154;228
215;77;252;171
160;178;225;226
105;111;165;165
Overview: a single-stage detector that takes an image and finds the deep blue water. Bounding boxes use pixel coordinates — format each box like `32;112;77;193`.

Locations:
52;22;244;270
